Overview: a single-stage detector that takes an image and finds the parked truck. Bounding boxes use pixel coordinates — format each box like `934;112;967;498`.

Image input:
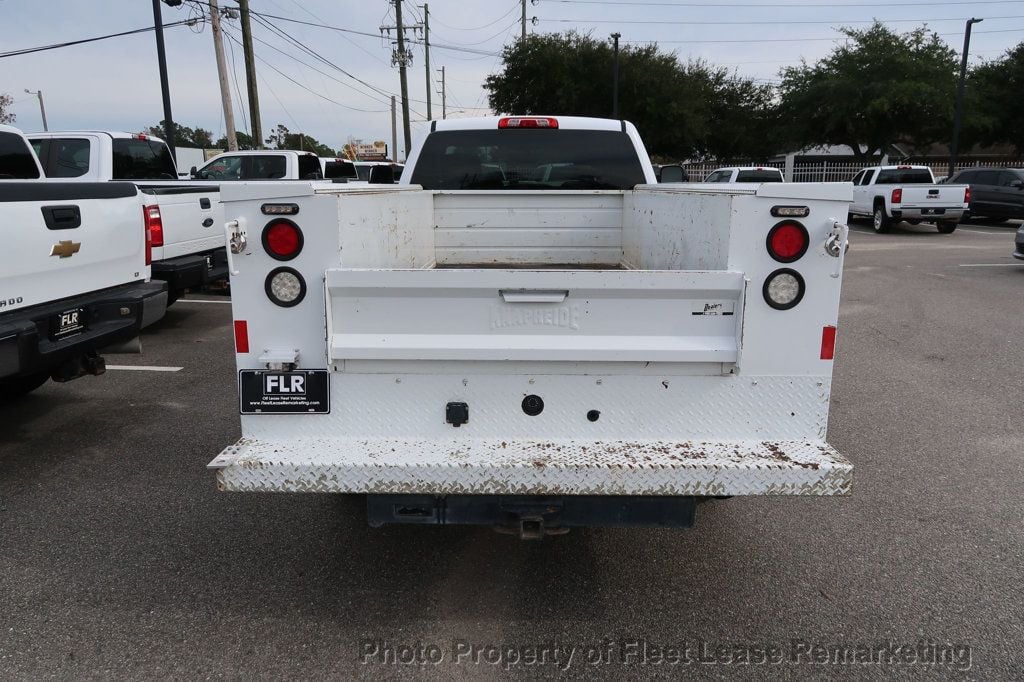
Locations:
849;165;969;233
1;125;167;398
209;116;853;537
28;131;226;304
192;149;324;181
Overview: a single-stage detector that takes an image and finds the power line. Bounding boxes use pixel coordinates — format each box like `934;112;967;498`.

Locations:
545;15;1024;26
549;0;1024;7
0;19;196;59
432;3;520;31
624;26;1024;43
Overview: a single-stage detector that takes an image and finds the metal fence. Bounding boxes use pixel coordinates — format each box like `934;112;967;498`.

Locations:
681;159;1024;183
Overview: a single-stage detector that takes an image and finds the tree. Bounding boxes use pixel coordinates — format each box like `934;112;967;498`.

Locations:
964;43;1024;153
264;123;337;156
484;32;771;159
702;71;780;161
215;131;255;150
778;23;959;159
148;121;215;148
0;93;15;125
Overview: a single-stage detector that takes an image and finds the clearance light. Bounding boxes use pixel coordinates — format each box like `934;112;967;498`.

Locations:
262;220;303;261
821;325;837;360
766;221;809;263
234;320;250;353
498;117;559;129
763;269;805;310
261;203;300;215
770;205;810;218
265;267;306;307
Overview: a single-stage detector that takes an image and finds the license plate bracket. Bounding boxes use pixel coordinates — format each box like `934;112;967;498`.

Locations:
50;307;86;340
239;369;330;414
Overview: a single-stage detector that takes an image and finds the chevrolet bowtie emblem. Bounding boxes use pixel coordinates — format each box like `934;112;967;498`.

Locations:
50;240;81;258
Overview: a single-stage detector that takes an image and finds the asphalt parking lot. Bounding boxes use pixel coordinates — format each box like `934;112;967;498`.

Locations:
1;219;1022;679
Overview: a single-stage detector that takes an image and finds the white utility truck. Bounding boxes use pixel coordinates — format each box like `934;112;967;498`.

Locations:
0;126;167;398
28;131;225;303
209;116;853;537
849;165;969;233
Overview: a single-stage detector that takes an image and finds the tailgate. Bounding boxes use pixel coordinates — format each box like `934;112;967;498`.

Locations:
140;185;223;259
900;185;965;207
326;268;744;364
0;182;145;313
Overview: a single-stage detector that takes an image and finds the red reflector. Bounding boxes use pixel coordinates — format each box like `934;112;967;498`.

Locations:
234;320;249;353
263;220;303;260
964;186;971;203
498;117;558;129
891;188;902;204
820;325;837;360
766;221;809;262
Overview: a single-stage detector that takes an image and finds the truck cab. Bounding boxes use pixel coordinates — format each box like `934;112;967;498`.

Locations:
210;116;853;537
193;150;323;181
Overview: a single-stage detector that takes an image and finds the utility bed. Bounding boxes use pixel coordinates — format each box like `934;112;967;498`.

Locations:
212;180;852;508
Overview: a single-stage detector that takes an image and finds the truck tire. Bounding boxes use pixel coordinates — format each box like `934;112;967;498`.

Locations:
0;372;50;400
872;204;891;233
937;221;958;234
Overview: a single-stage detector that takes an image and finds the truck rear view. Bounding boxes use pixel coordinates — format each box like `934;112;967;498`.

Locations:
209;116;853;537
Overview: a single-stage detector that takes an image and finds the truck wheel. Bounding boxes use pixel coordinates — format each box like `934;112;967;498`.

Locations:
937;221;958;234
872;205;891;233
0;372;50;400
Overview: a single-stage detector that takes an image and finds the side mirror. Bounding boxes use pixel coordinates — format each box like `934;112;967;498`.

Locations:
368;165;395;184
1012;180;1024;190
189;165;198;178
658;164;687;183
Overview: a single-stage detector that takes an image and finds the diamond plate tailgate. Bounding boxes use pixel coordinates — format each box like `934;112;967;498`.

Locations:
208;438;852;496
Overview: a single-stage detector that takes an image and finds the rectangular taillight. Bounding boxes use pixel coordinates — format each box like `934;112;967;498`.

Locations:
498;117;558;129
891;188;902;204
821;325;837;360
233;320;249;353
965;186;971;204
144;204;164;248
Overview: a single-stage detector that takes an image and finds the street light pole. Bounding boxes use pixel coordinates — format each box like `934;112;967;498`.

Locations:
950;17;983;177
24;89;47;131
151;0;177;160
611;33;621;119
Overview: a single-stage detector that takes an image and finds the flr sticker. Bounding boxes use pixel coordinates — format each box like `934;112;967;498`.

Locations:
239;369;330;414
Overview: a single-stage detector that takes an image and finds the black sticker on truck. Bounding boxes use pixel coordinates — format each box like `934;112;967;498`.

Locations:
239;369;330;414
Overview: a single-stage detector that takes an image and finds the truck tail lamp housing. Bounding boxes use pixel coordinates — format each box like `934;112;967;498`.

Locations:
498;117;559;129
144;204;164;248
262;220;303;260
763;268;805;310
265;267;306;307
891;188;903;204
964;186;971;204
766;221;809;263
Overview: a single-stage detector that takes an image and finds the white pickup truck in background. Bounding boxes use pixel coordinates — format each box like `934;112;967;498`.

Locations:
704;166;785;183
28;131;226;304
210;115;853;537
849;165;969;233
0;125;167;398
192;149;324;181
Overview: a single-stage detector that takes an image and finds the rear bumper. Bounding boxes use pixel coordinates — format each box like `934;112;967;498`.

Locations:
0;281;167;380
209;437;852;496
152;248;228;293
891;207;965;221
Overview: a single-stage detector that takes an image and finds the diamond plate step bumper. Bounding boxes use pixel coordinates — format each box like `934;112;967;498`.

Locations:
208;437;852;496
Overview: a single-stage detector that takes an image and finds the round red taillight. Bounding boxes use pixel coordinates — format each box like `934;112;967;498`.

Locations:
766;221;809;263
262;220;303;261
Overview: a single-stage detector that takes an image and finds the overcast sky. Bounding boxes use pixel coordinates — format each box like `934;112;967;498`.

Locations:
2;0;1022;158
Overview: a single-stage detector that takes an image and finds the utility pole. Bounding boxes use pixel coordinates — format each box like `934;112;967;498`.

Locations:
382;1;416;158
611;33;621;119
422;4;432;120
391;95;398;162
208;0;237;150
151;0;176;160
23;89;47;131
950;17;983;177
238;0;263;148
438;66;446;119
521;0;527;40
